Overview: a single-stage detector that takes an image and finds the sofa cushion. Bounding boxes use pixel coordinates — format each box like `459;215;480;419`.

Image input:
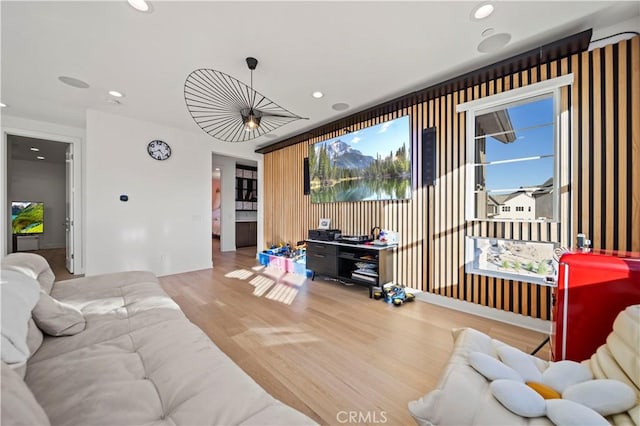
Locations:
25;270;315;426
26;319;44;357
2;253;55;294
1;270;41;373
32;291;86;336
26;318;313;426
1;361;50;426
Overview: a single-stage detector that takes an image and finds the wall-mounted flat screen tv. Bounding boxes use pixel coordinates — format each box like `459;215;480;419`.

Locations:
12;201;44;235
308;115;411;203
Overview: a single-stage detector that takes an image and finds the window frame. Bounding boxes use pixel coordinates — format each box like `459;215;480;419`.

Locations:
458;74;573;223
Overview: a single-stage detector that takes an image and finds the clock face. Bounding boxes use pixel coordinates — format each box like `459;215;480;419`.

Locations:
147;140;171;161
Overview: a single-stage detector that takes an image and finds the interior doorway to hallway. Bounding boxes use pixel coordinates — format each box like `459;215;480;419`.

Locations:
5;134;76;276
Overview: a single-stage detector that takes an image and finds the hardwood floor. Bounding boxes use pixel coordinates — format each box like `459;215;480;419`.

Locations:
28;247;78;281
160;241;550;425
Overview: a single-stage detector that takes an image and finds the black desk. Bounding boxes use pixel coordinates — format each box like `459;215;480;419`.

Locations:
306;239;396;298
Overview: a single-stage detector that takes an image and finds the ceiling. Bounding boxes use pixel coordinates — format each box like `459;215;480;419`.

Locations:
1;1;638;153
8;135;68;164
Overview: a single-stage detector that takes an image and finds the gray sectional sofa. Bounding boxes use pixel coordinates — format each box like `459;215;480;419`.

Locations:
1;253;315;426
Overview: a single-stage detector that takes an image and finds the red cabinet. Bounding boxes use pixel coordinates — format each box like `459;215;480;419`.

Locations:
552;250;640;361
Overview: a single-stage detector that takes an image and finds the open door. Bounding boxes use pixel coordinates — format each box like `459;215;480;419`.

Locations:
65;144;74;273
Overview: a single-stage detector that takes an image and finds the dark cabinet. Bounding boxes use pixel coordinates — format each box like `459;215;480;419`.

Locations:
235;166;257;211
236;222;257;247
306;242;339;277
306;240;395;297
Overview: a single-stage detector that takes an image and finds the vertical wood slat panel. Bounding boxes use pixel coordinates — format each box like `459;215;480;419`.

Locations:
632;37;640;253
261;36;639;321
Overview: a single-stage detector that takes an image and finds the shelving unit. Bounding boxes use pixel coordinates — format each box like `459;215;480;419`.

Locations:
235;165;258;211
306;240;395;298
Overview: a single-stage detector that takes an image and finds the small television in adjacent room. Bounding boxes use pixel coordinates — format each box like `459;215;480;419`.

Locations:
11;201;44;234
308;115;412;203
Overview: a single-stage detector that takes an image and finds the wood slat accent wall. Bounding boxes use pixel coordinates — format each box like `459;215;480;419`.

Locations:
263;36;639;320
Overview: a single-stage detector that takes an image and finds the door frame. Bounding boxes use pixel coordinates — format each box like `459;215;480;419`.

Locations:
1;127;83;274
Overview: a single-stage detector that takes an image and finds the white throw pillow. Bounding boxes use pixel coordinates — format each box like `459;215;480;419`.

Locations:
563;379;636;416
490;379;547;417
32;291;86;336
546;399;609;426
542;360;593;393
469;351;523;382
497;345;543;383
0;270;41;366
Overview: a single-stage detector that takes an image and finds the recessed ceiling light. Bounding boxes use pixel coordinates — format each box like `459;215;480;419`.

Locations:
312;91;324;99
472;2;494;20
108;90;124;98
128;0;149;12
332;102;350;111
214;168;220;171
36;156;45;160
30;147;40;152
58;76;90;89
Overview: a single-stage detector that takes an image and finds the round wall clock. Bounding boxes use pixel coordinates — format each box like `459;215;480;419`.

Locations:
147;140;171;161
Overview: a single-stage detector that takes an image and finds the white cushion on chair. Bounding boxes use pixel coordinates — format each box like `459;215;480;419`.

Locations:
562;379;636;416
546;399;609;426
542;360;592;393
490;379;547;417
469;351;523;382
497;345;543;383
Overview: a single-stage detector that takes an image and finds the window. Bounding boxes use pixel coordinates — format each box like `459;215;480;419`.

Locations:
458;75;572;222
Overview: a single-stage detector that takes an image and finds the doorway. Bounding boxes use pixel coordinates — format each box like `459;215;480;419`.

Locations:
212;167;222;257
211;153;259;258
4;132;79;277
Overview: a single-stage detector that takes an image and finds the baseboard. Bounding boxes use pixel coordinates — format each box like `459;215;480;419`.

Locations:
39;243;65;250
416;292;552;334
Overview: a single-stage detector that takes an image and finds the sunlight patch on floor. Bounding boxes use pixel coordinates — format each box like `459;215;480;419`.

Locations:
223;260;307;305
250;275;275;296
245;326;320;347
225;269;254;280
265;283;299;305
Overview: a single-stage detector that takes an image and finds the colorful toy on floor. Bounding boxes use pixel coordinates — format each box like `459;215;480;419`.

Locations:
373;283;415;306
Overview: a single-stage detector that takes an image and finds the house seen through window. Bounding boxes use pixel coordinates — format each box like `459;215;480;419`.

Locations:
471;94;556;221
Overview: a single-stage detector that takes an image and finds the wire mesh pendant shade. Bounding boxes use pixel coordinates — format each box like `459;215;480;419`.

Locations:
184;68;305;142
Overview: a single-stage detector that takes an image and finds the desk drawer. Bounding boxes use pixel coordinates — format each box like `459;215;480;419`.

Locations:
306;247;338;276
307;242;338;256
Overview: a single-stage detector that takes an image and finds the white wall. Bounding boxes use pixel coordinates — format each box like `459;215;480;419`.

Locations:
9;159;66;249
85;110;217;276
